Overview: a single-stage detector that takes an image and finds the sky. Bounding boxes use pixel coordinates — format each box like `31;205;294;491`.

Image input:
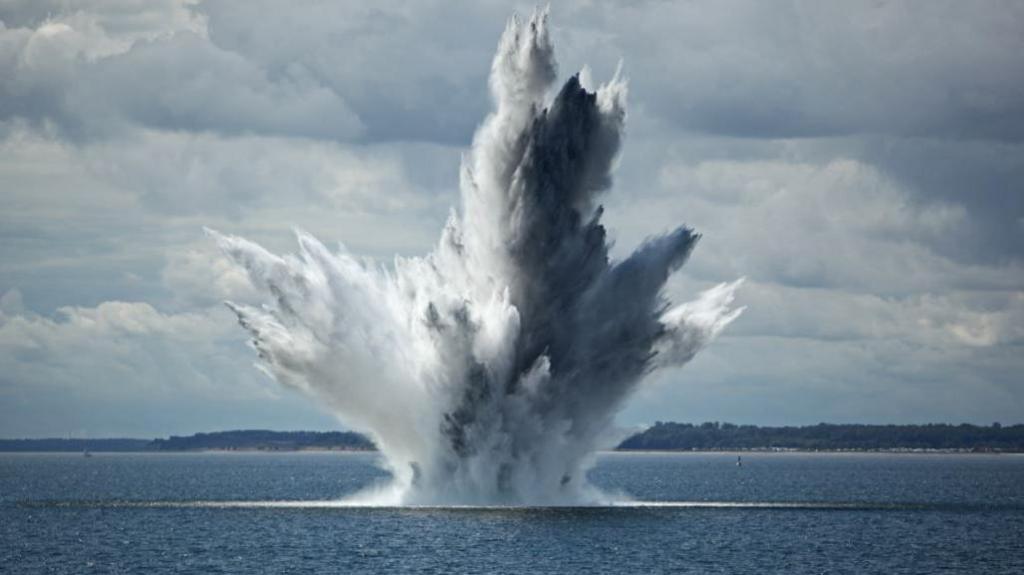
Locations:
0;0;1021;438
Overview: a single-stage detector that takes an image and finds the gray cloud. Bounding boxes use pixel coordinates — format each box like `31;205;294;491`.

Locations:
196;0;514;144
0;9;362;141
555;1;1024;142
610;151;1021;293
623;332;1024;427
0;125;455;316
856;137;1024;264
0;295;339;437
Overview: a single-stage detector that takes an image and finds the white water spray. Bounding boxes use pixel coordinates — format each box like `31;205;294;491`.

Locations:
208;11;743;505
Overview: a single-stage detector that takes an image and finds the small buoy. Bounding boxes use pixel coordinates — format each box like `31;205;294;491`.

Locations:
736;455;742;467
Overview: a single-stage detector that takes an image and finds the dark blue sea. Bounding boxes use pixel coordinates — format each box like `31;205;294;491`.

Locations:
2;452;1022;574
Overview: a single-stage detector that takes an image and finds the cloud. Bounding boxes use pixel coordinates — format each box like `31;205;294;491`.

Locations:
555;1;1024;142
608;154;1022;293
0;287;25;315
0;12;362;141
81;130;425;216
726;282;1024;348
0;293;338;437
0;126;455;317
0;298;235;393
196;0;515;144
857;136;1024;264
622;332;1024;427
0;0;202;38
5;1;1024;147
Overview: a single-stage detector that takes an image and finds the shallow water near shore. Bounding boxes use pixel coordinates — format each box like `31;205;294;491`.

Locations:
3;451;1022;573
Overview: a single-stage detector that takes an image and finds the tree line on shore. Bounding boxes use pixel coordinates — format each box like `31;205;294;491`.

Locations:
2;422;1023;452
617;421;1024;451
0;430;373;452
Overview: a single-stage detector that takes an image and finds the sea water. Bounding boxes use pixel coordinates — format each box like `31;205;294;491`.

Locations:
2;452;1022;573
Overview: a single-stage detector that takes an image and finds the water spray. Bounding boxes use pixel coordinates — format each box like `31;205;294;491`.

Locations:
209;10;743;505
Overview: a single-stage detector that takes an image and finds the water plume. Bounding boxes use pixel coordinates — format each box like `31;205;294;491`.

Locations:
208;10;743;505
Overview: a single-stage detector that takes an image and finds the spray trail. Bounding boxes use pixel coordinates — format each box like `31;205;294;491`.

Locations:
208;11;743;505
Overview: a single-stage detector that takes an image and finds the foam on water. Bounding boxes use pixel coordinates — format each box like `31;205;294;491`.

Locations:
32;500;940;512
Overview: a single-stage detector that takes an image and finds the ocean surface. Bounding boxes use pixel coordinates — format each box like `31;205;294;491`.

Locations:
2;451;1022;574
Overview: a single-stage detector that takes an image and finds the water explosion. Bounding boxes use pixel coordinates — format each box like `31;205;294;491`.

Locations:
208;11;743;505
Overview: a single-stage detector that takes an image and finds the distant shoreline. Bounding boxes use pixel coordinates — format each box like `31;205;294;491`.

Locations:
3;422;1022;453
